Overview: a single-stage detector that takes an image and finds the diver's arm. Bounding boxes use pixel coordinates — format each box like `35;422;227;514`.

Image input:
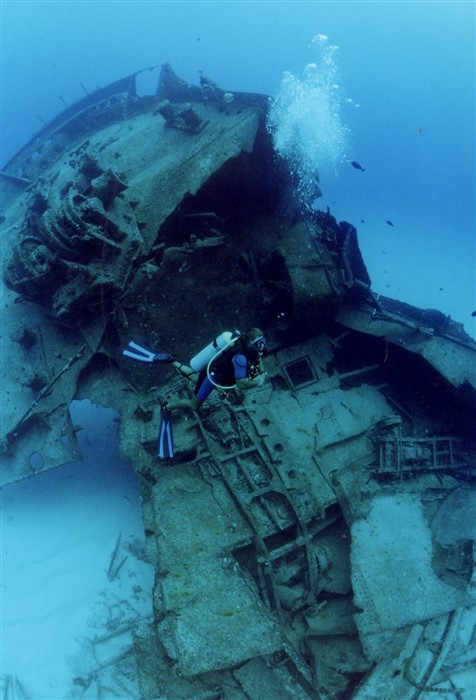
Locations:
235;363;267;390
235;374;266;390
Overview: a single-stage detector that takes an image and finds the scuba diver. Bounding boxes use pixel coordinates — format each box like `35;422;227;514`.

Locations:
123;328;267;459
166;327;267;411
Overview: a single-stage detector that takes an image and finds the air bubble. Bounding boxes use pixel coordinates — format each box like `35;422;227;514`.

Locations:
266;37;350;211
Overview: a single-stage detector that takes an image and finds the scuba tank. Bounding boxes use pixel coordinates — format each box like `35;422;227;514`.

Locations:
189;330;240;372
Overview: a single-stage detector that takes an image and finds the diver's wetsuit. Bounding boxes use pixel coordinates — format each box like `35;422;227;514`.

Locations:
194;343;261;402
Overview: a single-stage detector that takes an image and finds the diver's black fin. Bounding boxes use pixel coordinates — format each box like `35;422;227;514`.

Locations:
157;404;174;459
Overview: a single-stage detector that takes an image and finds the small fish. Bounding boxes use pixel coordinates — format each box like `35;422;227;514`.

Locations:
386;220;395;227
350;161;365;172
416;127;423;134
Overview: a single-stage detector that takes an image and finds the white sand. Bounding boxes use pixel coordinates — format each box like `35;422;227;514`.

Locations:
1;400;154;699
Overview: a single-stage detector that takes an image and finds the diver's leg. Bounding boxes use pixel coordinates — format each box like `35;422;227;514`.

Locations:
172;361;198;383
165;371;213;412
165;395;201;412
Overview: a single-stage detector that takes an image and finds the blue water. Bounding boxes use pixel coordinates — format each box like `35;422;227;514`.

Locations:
1;401;154;698
1;1;475;336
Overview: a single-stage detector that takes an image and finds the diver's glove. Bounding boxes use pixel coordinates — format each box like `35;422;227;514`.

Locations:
153;352;175;363
255;372;267;386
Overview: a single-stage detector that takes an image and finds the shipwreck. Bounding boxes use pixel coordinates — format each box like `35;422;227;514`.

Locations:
1;64;475;699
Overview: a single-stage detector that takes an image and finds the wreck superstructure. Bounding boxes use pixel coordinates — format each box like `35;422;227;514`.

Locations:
1;65;475;699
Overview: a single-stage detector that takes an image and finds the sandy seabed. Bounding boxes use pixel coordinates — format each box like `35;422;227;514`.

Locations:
1;401;155;699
